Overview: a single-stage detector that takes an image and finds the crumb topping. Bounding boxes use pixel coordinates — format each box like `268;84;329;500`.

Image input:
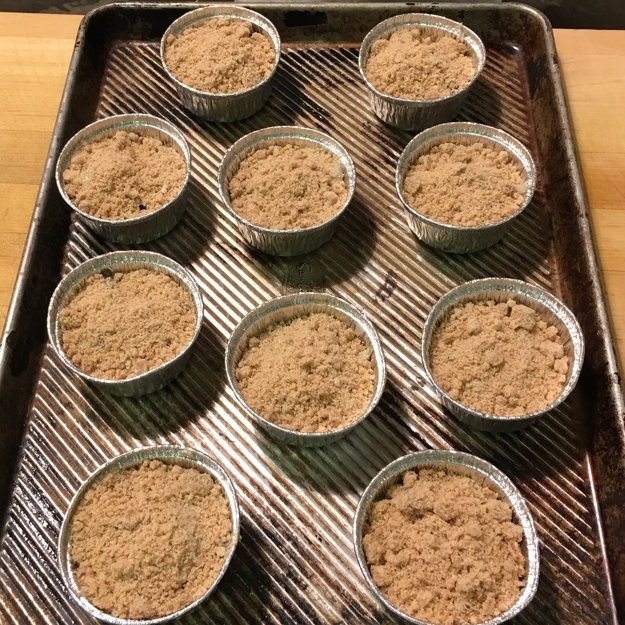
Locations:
235;312;375;432
228;143;347;230
62;130;186;221
165;17;275;94
365;28;475;100
363;468;527;625
430;298;569;416
69;460;232;620
59;269;196;380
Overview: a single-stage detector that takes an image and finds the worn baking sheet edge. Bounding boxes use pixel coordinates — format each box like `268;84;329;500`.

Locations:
0;8;90;533
0;2;623;620
529;6;624;621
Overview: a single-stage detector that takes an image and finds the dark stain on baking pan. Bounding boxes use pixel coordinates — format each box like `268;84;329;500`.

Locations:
208;523;281;622
284;10;328;28
361;120;410;157
237;512;334;622
375;269;398;303
527;55;548;99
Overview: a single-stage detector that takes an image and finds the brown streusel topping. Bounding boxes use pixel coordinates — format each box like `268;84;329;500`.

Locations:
235;312;375;432
402;141;526;227
363;468;526;625
69;460;232;620
62;130;186;221
228;143;348;230
429;298;569;416
59;269;196;380
164;17;275;94
364;28;475;100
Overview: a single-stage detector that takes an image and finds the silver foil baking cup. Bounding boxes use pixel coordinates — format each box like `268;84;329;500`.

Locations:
358;13;486;131
58;445;240;625
56;114;191;244
396;122;537;253
225;292;386;446
47;250;204;397
160;6;281;122
218;126;357;256
353;449;540;625
421;278;585;432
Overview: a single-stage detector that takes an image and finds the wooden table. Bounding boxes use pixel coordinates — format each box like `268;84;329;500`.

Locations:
1;13;623;374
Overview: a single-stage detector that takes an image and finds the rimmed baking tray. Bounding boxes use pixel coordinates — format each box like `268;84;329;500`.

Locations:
0;3;623;623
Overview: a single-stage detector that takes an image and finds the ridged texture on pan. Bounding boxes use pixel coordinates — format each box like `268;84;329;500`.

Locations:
0;12;616;625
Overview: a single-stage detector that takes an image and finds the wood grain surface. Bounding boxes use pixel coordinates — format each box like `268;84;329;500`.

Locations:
0;14;623;373
554;29;625;374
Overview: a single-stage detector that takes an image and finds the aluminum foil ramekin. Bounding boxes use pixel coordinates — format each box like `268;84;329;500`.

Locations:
358;14;486;131
160;6;281;122
218;126;357;256
422;278;584;432
396;122;537;253
225;292;386;446
56;114;191;244
47;251;203;397
58;445;240;625
353;449;540;625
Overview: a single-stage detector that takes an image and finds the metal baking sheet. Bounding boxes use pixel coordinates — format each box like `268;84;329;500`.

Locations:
1;3;624;623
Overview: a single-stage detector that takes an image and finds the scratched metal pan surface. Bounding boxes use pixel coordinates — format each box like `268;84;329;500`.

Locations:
0;3;623;624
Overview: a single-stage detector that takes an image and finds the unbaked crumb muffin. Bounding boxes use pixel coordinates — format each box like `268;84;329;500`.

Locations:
62;130;186;221
429;298;569;416
69;460;232;620
235;312;375;432
363;468;527;625
364;27;475;100
402;141;526;227
164;17;275;94
59;268;197;380
227;143;348;230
